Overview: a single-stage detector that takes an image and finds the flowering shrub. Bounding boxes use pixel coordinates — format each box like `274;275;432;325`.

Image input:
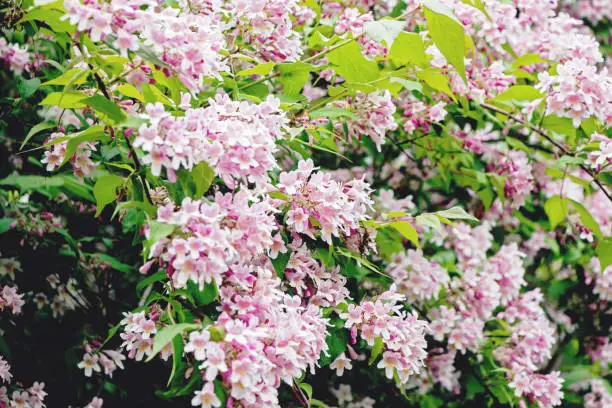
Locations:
0;0;611;407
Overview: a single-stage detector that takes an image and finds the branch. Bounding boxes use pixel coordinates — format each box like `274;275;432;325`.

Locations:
481;103;612;202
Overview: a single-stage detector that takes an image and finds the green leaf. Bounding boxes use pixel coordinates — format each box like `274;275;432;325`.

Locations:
21;7;75;34
416;213;444;235
0;218;15;234
542;114;576;137
117;84;144;101
490;85;544;103
505;136;530;153
375;226;405;258
42;68;89;86
278;63;312;96
0;174;65;189
389;32;427;67
237;62;275;77
319;327;346;367
188;281;219;306
167;335;184;386
363;19;405;47
113;200;157;218
511;53;545;69
20;122;55;150
136;271;168;294
147;323;199;361
368;337;384;365
17;77;41;98
544;195;568;231
147;222;176;247
97;253;133;273
389;77;423;92
61;125;107;166
40;91;89;108
435;206;478;221
93;175;124;216
327;41;379;83
423;1;466;81
142;83;173;106
417;69;454;99
596;237;612;270
299;383;313;403
189;161;215;199
176;161;215;200
390;220;420;249
81;94;127;124
271;251;291;279
137;271;167;294
568;199;602;236
309;107;358;120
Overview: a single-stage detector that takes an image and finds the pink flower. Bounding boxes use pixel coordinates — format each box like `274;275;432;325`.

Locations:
330;352;352;376
191;382;221;408
0;357;11;384
184;330;210;361
77;353;100;377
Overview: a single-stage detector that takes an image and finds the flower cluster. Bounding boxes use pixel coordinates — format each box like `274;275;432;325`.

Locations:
495;290;562;407
119;311;166;362
277;159;374;244
339;290;428;384
333;90;397;152
0;381;47;408
41;131;98;179
407;349;461;395
0;38;32;75
447;221;493;270
226;0;307;62
584;379;612;408
586;133;612;172
585;257;612;302
78;345;126;378
186;266;329;407
149;191;277;290
63;0;227;90
0;285;24;315
135;94;287;189
386;249;449;304
284;243;350;307
400;95;447;134
537;58;612;127
568;0;612;24
335;8;388;58
490;150;535;209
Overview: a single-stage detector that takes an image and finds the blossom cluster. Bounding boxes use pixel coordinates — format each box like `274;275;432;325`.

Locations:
333;91;397;152
400;95;447;135
0;38;32;75
226;0;308;63
0;381;47;408
63;0;227;90
78;345;126;378
537;58;612;127
187;266;329;407
335;8;388;58
339;290;429;384
135;94;287;189
41;132;98;179
386;249;449;304
277;159;374;244
149;191;277;290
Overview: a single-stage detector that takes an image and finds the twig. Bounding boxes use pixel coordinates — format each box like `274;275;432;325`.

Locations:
481;103;612;202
